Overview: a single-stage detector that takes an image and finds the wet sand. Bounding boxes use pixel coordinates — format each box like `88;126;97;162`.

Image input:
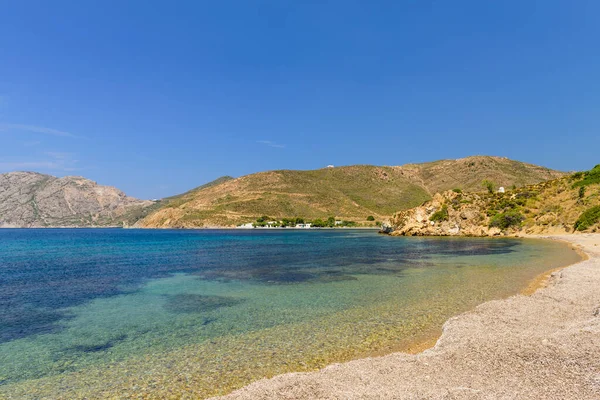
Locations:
214;234;600;399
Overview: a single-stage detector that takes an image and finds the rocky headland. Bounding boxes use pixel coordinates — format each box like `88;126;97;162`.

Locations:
383;166;600;237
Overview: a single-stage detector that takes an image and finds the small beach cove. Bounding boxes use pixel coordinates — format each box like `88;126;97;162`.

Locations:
0;230;585;399
213;234;600;400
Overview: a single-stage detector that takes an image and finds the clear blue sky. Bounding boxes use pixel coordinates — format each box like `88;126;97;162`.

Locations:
0;1;598;199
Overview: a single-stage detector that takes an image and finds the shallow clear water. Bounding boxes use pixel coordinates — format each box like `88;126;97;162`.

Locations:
0;229;581;398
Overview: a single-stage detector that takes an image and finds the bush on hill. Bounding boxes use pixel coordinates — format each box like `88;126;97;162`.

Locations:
366;215;375;221
489;210;524;230
574;206;600;231
430;205;449;222
572;165;600;188
482;180;494;194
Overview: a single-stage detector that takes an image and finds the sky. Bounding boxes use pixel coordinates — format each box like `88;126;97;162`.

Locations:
0;1;599;199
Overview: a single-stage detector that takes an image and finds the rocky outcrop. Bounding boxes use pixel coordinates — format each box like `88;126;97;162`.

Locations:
385;170;600;237
0;172;154;227
386;191;504;237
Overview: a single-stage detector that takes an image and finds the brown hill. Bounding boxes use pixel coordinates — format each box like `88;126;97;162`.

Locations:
138;156;565;228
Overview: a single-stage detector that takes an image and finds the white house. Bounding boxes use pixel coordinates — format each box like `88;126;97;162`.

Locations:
326;165;334;168
498;187;505;193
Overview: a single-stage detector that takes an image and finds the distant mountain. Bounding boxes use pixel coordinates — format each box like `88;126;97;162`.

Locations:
0;172;153;227
137;156;565;228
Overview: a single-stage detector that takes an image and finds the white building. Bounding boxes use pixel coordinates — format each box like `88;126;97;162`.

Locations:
326;165;334;168
498;187;505;193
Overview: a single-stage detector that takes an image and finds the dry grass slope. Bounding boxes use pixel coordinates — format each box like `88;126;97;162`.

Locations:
139;156;565;228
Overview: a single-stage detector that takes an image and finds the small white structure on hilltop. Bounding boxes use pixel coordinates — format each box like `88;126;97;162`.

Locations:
498;187;505;193
326;165;334;168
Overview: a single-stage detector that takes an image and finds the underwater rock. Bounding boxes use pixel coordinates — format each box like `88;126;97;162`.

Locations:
164;294;243;314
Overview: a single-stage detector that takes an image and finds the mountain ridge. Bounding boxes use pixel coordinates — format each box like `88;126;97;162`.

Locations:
137;156;565;228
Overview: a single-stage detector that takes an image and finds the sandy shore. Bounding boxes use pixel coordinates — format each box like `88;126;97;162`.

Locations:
213;234;600;400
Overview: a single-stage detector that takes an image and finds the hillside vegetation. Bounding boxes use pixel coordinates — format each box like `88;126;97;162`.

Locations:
138;156;564;228
387;164;600;236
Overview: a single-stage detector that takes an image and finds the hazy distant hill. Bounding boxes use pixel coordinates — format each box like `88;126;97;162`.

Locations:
137;156;565;228
0;172;153;227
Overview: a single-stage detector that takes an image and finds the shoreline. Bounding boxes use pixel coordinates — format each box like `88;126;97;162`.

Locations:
520;235;590;296
213;233;600;399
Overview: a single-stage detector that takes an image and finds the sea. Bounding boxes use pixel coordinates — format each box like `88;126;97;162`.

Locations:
0;228;581;398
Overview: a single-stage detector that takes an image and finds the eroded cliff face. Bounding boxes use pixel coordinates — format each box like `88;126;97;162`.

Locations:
386;191;503;237
0;172;153;227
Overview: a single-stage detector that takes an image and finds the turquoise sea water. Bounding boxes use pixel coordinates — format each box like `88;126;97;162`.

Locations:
0;229;581;398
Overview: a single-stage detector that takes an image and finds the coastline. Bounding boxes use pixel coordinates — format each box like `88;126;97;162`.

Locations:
520;235;590;296
212;233;600;399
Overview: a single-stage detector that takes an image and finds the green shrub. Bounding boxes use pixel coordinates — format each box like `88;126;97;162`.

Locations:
482;180;494;194
571;172;584;180
366;215;375;221
496;199;518;210
572;165;600;188
311;218;326;227
579;186;586;199
338;220;357;227
574;206;600;231
430;205;449;222
452;188;462;193
326;216;336;227
489;210;524;229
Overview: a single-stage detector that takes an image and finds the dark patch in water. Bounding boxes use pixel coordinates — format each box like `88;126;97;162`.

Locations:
164;294;243;314
318;271;358;283
265;271;316;284
0;304;70;343
66;334;128;354
0;229;525;343
202;317;217;325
